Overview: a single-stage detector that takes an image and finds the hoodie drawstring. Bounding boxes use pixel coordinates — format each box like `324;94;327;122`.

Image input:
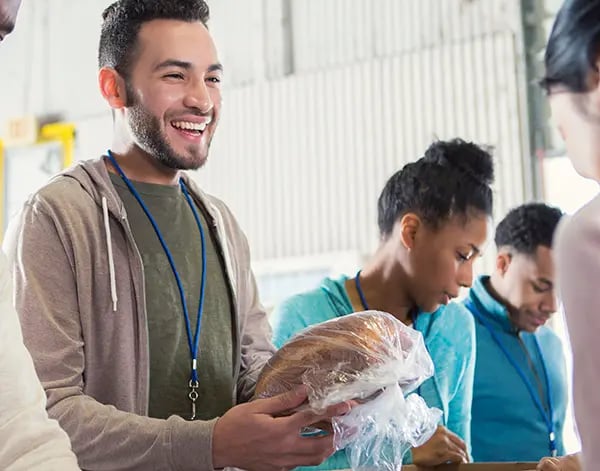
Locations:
102;196;118;312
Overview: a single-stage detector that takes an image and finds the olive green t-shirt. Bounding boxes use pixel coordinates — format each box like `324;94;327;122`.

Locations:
110;173;235;420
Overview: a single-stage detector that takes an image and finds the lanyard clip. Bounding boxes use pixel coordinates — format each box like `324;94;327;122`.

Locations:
189;379;199;420
549;432;557;457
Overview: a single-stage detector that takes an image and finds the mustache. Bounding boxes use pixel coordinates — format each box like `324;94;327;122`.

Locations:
169;109;213;119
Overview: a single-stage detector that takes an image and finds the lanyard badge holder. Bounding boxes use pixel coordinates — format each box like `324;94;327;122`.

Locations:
107;150;207;420
465;296;557;457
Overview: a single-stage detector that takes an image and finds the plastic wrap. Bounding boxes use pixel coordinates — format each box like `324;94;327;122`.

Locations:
333;387;442;471
255;310;441;470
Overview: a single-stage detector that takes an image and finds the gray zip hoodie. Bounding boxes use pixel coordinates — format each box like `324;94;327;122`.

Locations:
3;157;275;471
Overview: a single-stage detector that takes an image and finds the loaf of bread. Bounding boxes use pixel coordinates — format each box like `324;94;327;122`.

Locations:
255;310;432;411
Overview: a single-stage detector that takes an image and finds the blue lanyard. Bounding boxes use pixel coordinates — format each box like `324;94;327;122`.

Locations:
354;271;424;395
354;270;418;324
106;150;207;420
465;296;557;457
354;270;370;313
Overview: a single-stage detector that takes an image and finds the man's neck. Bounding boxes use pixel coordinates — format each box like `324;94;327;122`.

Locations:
486;273;517;322
107;144;181;186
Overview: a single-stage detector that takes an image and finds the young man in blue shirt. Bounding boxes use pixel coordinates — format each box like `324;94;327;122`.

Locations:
464;203;569;463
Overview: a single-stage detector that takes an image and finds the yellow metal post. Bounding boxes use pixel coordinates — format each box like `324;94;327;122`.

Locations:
39;122;76;168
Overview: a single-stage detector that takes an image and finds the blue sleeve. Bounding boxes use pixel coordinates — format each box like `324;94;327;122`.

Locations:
270;290;337;348
270;296;312;348
446;305;476;457
544;331;568;456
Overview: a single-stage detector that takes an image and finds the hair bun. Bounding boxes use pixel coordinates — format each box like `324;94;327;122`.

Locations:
423;138;494;186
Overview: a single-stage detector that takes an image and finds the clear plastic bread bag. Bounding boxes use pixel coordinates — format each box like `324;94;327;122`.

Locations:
255;310;443;470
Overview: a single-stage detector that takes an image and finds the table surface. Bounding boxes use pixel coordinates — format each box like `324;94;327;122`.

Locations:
337;464;538;471
401;464;538;471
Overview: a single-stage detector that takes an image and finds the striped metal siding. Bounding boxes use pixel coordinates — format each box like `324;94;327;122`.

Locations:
207;0;521;87
195;30;529;266
288;0;520;74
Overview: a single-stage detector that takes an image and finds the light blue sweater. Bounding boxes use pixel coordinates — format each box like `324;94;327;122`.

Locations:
464;276;568;462
271;276;476;470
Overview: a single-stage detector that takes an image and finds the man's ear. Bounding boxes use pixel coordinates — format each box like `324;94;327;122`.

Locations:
496;250;512;277
99;67;129;109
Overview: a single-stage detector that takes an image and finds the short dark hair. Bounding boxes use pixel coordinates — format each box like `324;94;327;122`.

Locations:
377;138;494;237
98;0;210;78
494;203;564;255
541;0;600;93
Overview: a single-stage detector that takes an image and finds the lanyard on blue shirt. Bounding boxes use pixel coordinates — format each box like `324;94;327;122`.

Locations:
355;271;426;397
465;296;557;457
106;150;207;421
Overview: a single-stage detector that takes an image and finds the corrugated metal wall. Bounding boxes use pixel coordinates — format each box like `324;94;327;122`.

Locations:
207;0;522;85
197;29;531;266
0;0;534;271
287;0;520;74
0;1;526;111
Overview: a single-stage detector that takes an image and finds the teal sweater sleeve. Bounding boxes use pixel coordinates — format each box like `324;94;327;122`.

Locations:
445;306;476;457
271;289;341;348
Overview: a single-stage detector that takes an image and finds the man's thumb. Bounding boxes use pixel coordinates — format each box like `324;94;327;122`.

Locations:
251;386;309;415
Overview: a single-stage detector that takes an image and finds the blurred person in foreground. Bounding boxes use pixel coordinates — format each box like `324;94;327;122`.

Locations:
538;0;600;469
0;0;79;469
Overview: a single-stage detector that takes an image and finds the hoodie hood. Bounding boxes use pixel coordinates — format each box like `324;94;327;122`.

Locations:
467;276;515;334
56;156;238;314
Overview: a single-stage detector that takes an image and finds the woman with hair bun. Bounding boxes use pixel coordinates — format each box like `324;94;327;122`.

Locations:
271;138;494;469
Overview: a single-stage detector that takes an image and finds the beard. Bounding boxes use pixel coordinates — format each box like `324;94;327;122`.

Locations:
126;86;212;171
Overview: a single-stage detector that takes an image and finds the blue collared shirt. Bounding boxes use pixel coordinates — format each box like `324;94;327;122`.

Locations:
464;276;568;462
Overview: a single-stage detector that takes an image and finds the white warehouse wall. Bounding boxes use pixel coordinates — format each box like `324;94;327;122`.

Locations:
0;0;534;269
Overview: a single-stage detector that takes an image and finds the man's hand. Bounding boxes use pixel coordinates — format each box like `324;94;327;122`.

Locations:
537;453;582;471
212;387;351;471
411;425;469;466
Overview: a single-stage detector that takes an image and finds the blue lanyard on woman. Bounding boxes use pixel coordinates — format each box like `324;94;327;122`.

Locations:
354;271;425;397
354;270;418;325
465;295;557;457
106;150;207;420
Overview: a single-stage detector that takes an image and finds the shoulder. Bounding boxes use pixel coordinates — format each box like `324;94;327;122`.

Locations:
18;158;108;226
436;301;476;334
426;302;475;358
426;303;475;389
6;172;99;249
272;286;336;327
195;188;250;249
202;192;233;219
200;191;242;233
271;285;339;347
554;197;600;312
536;325;564;352
183;178;234;226
555;196;600;260
29;174;92;211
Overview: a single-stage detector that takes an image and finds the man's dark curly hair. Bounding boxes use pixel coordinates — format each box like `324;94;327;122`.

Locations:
98;0;210;79
494;203;564;255
377;138;495;237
